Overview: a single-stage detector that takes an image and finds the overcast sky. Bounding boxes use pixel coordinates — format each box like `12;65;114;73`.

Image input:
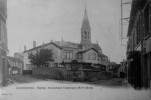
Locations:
7;0;131;63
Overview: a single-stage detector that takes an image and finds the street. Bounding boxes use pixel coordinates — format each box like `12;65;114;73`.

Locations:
8;75;129;87
0;75;150;100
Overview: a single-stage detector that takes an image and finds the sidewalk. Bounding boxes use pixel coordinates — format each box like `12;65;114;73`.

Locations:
86;78;129;87
8;75;42;84
2;79;150;100
8;75;134;89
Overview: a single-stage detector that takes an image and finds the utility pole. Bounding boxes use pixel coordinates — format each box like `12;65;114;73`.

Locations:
120;0;132;46
121;0;123;46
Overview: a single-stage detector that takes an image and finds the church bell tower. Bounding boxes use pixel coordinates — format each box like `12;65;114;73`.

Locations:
81;6;91;49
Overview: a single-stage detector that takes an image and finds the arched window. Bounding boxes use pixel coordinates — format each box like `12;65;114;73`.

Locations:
88;53;91;60
94;53;96;60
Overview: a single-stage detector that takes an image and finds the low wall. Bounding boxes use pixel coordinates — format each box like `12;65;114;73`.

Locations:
32;67;67;80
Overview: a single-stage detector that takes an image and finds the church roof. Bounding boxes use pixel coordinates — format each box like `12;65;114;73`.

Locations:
77;46;106;58
53;41;102;51
53;41;80;49
92;43;102;51
81;7;91;30
77;47;99;53
24;41;103;53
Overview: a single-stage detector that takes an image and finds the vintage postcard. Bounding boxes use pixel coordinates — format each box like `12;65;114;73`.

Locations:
0;0;150;100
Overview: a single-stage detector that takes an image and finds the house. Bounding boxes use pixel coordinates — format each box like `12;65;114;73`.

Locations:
118;60;127;78
0;0;8;86
7;54;23;75
127;0;151;88
109;62;120;78
22;7;110;78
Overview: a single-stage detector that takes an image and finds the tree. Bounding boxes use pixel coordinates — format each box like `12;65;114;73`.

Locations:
28;48;54;67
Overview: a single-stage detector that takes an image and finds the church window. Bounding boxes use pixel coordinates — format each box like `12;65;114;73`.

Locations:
65;52;67;59
94;53;96;60
67;52;70;59
65;52;73;60
69;52;73;59
88;54;91;60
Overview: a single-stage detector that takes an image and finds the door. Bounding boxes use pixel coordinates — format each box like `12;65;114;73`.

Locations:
2;57;6;86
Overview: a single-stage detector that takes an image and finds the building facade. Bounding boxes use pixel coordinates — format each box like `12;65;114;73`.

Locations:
118;60;126;78
23;8;109;75
7;53;24;76
127;0;151;88
0;0;8;86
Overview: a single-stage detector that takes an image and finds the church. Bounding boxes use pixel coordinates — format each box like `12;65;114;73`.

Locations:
23;7;109;72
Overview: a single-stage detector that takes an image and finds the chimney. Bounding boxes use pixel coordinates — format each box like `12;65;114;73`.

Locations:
33;41;36;48
24;45;26;51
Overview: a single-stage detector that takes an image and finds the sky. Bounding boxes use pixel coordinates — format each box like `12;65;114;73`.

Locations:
7;0;131;63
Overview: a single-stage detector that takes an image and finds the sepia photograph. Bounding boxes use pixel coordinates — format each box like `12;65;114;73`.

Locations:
0;0;151;100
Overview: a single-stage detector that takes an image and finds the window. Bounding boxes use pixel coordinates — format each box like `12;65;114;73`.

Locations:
65;52;73;60
70;52;73;59
67;52;70;59
136;16;141;44
94;53;96;60
65;52;67;59
69;52;71;59
87;53;97;60
144;4;149;37
88;54;91;60
133;30;137;48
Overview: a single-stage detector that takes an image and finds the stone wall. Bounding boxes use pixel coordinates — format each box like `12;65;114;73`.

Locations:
32;67;67;80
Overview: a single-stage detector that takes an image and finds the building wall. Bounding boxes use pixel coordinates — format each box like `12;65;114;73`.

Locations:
14;53;24;62
0;0;7;15
62;47;79;63
127;0;151;88
23;44;64;70
45;44;62;63
0;0;7;86
83;49;98;64
7;58;23;75
23;42;109;71
23;52;30;70
0;49;7;86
